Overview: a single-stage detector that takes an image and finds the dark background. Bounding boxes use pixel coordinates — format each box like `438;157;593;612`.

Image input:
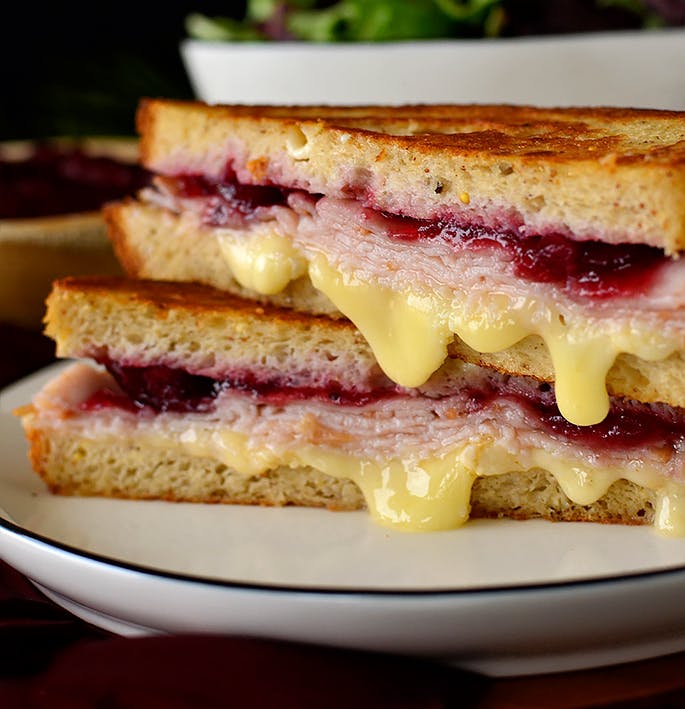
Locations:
0;1;679;140
0;2;244;139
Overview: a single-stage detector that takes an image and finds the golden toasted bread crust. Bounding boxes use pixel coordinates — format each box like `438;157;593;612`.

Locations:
45;276;387;388
137;99;685;165
104;200;143;277
137;99;685;252
49;274;350;332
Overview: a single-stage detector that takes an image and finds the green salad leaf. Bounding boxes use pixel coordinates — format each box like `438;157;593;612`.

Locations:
186;0;505;42
185;0;673;42
288;0;456;42
186;13;267;41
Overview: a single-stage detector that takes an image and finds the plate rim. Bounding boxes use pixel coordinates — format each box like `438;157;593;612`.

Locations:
3;512;685;598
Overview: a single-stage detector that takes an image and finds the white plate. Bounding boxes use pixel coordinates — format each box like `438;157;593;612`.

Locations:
2;364;685;676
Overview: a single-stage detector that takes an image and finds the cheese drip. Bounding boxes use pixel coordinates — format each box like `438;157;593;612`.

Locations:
216;226;307;295
308;256;674;426
217;233;674;426
655;482;685;536
145;425;685;533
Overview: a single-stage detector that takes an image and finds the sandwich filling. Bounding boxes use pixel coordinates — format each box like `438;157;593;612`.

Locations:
141;173;685;427
28;359;685;533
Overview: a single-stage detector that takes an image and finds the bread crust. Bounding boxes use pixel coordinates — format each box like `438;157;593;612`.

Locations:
48;274;356;335
136;99;685;252
45;275;387;389
137;99;685;166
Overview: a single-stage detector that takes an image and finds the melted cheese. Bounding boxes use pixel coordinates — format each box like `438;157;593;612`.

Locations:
216;226;307;295
309;255;674;426
655;482;685;537
141;424;685;533
308;259;453;388
131;219;685;534
214;230;674;426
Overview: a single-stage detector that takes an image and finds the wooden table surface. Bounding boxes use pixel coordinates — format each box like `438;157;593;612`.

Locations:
1;323;684;707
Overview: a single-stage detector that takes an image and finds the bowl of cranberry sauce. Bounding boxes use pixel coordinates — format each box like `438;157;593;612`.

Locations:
0;138;150;330
0;138;149;219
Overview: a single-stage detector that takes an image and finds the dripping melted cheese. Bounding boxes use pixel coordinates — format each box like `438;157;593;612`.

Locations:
136;424;685;534
216;225;307;295
219;230;674;426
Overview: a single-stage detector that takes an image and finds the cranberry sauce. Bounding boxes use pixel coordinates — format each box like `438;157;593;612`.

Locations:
174;170;292;227
82;360;685;454
84;362;222;413
81;361;397;414
466;378;685;452
0;145;150;219
170;169;666;299
375;211;665;299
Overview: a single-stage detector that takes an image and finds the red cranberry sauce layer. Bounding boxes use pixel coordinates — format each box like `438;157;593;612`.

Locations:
373;211;666;299
173;172;293;227
82;360;397;414
83;360;685;453
465;379;685;452
0;145;151;219
171;171;667;300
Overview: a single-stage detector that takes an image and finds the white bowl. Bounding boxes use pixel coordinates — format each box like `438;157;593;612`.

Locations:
181;28;685;109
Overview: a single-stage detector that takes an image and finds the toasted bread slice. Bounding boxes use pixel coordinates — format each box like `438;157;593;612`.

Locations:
45;276;385;389
137;99;685;253
116;101;685;427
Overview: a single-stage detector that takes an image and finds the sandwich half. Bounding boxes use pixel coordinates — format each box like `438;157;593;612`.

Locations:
106;100;685;428
18;276;685;533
